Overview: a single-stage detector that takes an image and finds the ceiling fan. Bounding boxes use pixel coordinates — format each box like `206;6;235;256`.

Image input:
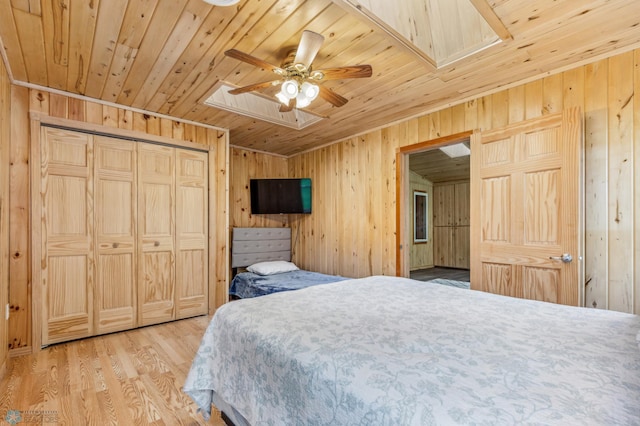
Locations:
224;30;372;112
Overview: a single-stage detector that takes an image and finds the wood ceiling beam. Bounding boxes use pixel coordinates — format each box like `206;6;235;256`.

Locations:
469;0;512;41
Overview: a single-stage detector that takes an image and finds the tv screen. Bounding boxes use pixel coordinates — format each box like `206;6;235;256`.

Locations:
250;178;312;214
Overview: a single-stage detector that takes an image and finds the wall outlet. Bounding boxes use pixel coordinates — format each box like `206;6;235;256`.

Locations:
5;304;8;321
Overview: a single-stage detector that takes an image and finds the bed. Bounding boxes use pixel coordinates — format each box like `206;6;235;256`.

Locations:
185;275;640;425
229;227;347;298
230;268;350;298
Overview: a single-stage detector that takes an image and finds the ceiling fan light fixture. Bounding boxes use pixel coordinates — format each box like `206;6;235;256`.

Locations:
202;0;240;6
280;80;299;99
296;93;312;108
300;81;319;101
224;30;371;111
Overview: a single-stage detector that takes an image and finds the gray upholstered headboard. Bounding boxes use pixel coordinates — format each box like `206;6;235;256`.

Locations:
231;227;292;268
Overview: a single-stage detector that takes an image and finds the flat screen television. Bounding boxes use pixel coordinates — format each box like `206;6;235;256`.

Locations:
250;178;312;214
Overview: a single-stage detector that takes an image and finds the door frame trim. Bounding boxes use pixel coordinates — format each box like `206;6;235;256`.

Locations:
395;130;473;277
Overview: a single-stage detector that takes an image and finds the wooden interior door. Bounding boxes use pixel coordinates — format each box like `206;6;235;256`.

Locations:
138;143;175;326
94;136;137;334
470;108;582;306
175;149;208;318
41;128;94;344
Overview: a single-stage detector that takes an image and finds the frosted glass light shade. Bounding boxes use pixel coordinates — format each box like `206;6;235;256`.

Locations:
300;82;319;101
280;80;299;99
296;93;311;108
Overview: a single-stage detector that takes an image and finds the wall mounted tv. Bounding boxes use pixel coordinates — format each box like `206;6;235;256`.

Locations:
250;178;312;214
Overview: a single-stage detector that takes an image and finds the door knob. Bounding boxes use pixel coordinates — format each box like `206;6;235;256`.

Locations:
549;253;572;263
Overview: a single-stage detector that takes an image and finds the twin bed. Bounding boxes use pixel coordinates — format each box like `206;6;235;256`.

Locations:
184;228;640;425
229;227;347;298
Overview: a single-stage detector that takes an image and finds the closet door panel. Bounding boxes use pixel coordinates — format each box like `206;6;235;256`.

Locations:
94;137;137;334
433;184;455;226
46;256;90;341
41;128;93;345
454;182;470;226
433;226;453;267
138;144;175;326
454;227;470;269
176;149;208;318
140;251;174;324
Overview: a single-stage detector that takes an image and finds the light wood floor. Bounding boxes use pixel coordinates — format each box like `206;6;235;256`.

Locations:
0;316;225;425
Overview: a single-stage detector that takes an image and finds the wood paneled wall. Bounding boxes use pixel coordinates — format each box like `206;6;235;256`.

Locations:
288;136;397;277
0;49;10;377
8;88;229;354
287;48;640;315
8;86;29;355
409;172;433;271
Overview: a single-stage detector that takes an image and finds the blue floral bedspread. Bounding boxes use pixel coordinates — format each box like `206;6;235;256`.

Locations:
184;276;640;425
229;270;349;298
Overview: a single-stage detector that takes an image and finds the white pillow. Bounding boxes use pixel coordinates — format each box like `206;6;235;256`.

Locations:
247;261;299;275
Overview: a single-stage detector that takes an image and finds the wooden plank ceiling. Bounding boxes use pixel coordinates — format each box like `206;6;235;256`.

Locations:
410;149;470;184
1;0;640;156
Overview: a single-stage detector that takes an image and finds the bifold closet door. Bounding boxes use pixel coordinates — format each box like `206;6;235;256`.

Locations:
138;143;175;326
41;128;94;345
94;136;137;334
176;149;208;318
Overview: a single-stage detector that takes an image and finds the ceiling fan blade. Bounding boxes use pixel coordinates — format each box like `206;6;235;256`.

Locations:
312;64;372;81
294;30;325;68
318;85;348;107
228;80;282;95
224;49;284;74
279;99;295;112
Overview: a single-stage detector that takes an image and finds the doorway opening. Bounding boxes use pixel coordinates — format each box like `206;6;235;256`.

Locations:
396;131;472;287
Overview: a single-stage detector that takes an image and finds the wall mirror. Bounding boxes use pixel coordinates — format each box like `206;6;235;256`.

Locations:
414;191;428;243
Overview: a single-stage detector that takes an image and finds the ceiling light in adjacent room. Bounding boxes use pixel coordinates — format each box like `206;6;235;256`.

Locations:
439;143;470;158
202;0;240;6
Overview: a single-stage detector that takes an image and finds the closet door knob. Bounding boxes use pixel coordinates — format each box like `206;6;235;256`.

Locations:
112;242;119;248
154;241;160;247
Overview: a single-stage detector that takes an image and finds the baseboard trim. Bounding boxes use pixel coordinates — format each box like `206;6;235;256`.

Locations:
9;346;32;357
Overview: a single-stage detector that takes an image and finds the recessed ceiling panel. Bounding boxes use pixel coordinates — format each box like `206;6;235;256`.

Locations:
204;84;324;130
341;0;503;67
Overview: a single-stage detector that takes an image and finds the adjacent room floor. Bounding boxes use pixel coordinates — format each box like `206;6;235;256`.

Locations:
410;266;470;282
